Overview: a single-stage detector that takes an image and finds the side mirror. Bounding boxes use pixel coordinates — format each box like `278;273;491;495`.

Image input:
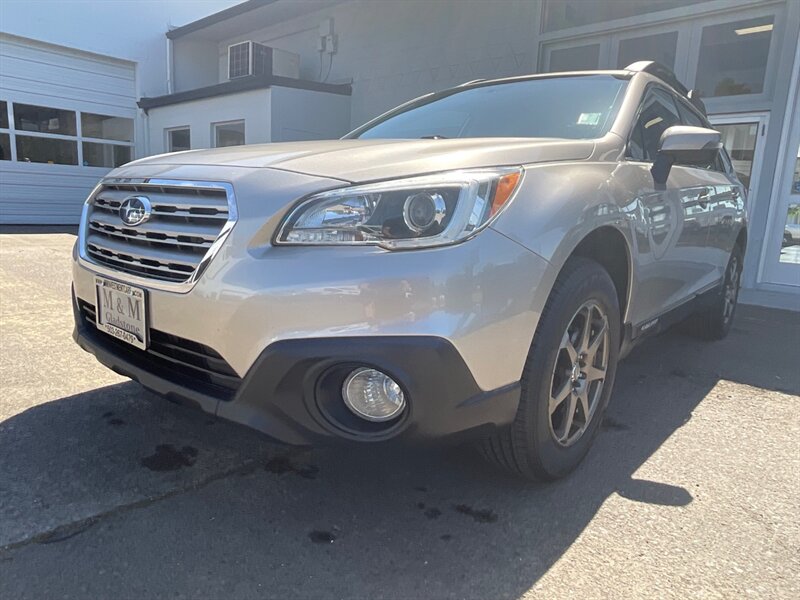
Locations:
651;125;722;185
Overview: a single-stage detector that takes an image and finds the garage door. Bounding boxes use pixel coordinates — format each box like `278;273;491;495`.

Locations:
0;33;137;224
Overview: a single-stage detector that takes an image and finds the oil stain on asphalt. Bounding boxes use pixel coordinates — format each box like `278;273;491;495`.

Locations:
453;504;498;523
140;444;199;472
308;530;336;544
264;455;319;479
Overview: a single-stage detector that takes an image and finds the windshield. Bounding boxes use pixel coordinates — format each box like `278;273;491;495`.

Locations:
353;75;628;140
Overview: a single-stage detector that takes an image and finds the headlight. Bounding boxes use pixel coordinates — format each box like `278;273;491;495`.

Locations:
275;167;522;249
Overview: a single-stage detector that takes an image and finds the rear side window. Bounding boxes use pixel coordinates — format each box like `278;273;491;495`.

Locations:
627;87;681;162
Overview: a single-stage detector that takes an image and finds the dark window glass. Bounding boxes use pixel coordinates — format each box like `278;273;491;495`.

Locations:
543;0;709;32
0;101;8;129
82;142;131;167
81;113;133;142
676;102;705;128
16;135;78;165
355;75;628;141
167;128;190;152
628;87;680;162
548;44;600;72
695;16;774;98
214;121;245;147
0;133;10;160
617;31;678;70
13;103;76;135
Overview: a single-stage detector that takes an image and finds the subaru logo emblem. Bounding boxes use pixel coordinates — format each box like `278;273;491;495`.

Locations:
119;195;152;227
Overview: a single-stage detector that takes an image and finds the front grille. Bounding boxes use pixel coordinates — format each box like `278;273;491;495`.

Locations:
83;181;234;284
79;300;241;400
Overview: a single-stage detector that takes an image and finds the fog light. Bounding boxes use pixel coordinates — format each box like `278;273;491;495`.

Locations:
342;367;406;422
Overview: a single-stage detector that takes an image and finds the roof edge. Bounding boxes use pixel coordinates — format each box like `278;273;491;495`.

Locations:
137;74;352;110
167;0;278;40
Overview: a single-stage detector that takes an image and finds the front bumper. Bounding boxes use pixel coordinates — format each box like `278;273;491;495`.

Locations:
71;165;552;444
73;290;520;444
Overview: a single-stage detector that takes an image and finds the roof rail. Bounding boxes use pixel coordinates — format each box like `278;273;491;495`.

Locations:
459;79;486;87
625;61;707;116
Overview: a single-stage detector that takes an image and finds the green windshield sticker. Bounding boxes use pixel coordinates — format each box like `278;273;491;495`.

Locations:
577;112;601;126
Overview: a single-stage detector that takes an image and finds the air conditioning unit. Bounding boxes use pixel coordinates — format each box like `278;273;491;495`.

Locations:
227;41;300;80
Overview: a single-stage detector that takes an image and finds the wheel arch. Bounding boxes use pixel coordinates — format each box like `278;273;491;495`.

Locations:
563;225;633;325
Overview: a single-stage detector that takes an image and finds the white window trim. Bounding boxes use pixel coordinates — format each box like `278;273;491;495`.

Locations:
165;126;191;152
212;120;246;148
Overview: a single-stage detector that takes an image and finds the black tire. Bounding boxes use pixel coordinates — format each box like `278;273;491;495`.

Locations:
480;257;621;481
690;245;743;341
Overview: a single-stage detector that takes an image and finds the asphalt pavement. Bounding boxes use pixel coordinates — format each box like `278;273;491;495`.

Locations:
1;229;798;599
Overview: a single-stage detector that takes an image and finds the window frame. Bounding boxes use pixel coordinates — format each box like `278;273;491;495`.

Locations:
538;3;784;109
166;126;191;153
624;82;684;163
0;100;134;168
0;100;12;162
212;120;246;148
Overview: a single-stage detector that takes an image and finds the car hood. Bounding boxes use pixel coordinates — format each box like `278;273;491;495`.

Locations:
123;138;595;183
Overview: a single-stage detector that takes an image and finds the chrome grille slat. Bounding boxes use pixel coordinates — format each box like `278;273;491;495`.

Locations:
87;234;199;267
80;179;237;286
88;223;215;250
96;190;229;212
86;250;189;282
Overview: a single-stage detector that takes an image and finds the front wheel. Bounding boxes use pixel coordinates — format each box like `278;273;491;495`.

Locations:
480;257;621;480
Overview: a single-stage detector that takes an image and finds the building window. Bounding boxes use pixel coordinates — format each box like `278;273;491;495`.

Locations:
81;112;133;142
1;101;134;167
80;112;134;167
548;44;600;72
213;120;245;147
13;103;76;135
0;134;10;161
15;135;78;165
694;16;774;98
542;0;708;33
167;127;191;152
0;101;9;161
617;31;678;70
82;142;132;168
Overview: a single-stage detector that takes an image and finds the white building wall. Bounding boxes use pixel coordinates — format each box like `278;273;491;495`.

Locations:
145;89;271;155
0;0;240;98
0;34;137;224
269;87;351;141
216;0;538;128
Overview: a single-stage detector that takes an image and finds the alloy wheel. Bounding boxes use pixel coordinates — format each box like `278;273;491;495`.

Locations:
549;300;609;447
723;255;740;324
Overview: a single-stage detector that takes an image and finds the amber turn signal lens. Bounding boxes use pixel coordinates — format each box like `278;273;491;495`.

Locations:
489;172;521;217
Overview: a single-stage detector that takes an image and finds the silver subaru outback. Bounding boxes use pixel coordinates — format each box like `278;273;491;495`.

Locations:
72;62;746;480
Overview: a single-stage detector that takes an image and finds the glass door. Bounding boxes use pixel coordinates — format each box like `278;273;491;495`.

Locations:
708;114;768;201
762;97;800;287
708;113;769;286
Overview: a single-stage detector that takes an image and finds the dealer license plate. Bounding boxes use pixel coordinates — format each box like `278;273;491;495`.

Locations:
94;276;148;350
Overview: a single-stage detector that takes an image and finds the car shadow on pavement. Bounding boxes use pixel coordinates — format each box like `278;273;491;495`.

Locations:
1;305;798;599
